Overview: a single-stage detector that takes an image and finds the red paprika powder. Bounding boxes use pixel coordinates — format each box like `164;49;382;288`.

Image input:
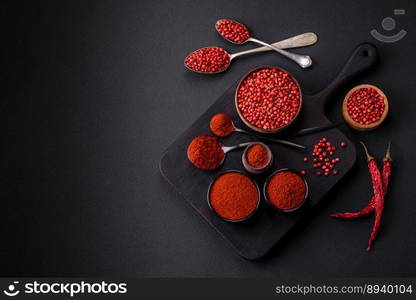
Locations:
210;113;235;137
266;171;306;211
187;136;225;170
246;144;269;168
209;172;259;221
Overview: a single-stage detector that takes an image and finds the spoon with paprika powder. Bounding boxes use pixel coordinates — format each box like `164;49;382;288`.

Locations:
187;136;259;170
184;32;317;74
209;113;306;150
215;19;312;68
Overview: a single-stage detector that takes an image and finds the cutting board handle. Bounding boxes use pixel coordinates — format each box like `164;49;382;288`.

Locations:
313;43;378;110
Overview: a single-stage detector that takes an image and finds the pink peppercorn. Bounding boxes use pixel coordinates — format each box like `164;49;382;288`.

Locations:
340;141;347;148
215;19;250;44
305;137;343;177
237;67;301;130
346;87;385;125
300;170;306;175
185;47;230;73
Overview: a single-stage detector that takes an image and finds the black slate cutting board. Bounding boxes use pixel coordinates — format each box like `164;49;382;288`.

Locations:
160;43;377;259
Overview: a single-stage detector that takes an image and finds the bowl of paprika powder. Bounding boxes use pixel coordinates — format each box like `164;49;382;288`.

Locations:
235;66;303;134
242;142;273;174
264;168;309;212
207;171;260;222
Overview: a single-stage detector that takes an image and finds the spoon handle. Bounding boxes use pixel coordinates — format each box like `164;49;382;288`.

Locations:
248;37;312;68
235;128;306;150
230;32;317;60
222;142;256;153
294;122;344;136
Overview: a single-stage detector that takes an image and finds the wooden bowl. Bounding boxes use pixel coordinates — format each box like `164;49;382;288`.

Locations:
234;66;303;134
342;84;388;131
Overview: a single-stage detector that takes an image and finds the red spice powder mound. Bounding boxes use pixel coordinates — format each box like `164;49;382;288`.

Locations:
215;19;250;44
246;144;269;168
346;87;385;125
209;172;259;220
185;47;230;73
237;67;301;130
266;171;306;210
210;113;235;137
187;136;225;170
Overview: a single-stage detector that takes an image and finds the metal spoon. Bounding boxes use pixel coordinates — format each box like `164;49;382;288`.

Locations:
215;19;312;68
210;114;306;150
218;142;257;167
233;126;306;150
184;32;317;74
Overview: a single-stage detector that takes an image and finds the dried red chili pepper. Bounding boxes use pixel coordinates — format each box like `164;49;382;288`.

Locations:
330;142;391;219
366;142;391;251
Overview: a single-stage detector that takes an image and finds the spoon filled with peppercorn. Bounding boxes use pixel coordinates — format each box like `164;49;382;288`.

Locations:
209;113;306;150
215;19;312;68
187;136;259;170
184;32;317;74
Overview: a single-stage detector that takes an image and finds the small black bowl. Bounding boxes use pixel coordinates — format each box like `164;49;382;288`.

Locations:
242;142;273;174
207;170;261;222
263;168;309;213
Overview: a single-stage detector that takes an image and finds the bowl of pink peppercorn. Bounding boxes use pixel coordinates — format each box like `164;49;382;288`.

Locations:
342;84;389;131
235;66;303;134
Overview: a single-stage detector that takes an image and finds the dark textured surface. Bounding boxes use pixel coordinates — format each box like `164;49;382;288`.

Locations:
2;0;416;276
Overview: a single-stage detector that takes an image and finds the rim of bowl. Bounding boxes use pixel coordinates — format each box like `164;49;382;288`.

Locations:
207;170;261;222
242;142;273;172
342;84;389;131
263;168;309;213
234;65;303;134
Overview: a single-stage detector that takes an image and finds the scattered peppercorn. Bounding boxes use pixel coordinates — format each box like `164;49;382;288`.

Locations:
340;141;347;148
185;47;230;73
209;172;259;221
303;137;343;177
210;113;235;137
246;144;270;169
300;170;307;175
187;136;225;170
237;67;301;130
215;19;250;44
346;87;385;125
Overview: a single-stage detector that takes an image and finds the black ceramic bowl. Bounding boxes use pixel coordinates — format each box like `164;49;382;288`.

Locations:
207;170;260;222
263;168;309;213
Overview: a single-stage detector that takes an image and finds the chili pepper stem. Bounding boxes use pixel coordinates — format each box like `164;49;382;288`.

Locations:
360;141;374;162
384;141;392;162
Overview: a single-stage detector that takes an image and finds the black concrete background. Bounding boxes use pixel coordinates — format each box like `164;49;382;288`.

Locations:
2;0;415;277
